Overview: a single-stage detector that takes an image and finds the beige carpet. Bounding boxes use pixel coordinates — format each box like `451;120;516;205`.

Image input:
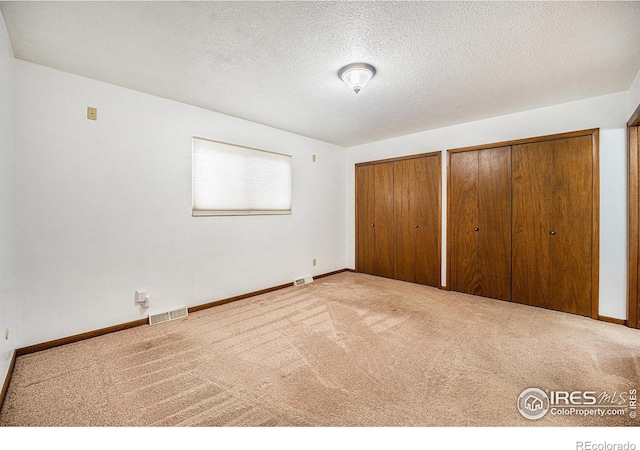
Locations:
1;272;639;427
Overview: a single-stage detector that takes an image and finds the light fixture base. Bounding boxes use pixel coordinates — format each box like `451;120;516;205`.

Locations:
338;62;376;94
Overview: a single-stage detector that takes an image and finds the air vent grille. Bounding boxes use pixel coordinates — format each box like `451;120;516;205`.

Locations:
293;276;314;286
149;306;188;325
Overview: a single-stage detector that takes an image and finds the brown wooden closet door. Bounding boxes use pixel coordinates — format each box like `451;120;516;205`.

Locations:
356;164;376;275
512;141;552;309
512;136;593;316
393;159;415;282
374;163;395;278
414;156;441;287
449;151;480;294
393;156;441;285
478;147;512;301
549;136;592;316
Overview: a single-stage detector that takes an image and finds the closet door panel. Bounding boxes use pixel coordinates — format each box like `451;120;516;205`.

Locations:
512;142;552;309
356;165;376;275
449;151;480;294
393;159;415;282
550;136;593;316
374;162;395;278
478;147;512;301
414;156;441;287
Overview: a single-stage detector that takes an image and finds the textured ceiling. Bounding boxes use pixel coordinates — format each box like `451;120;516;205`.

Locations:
1;1;640;147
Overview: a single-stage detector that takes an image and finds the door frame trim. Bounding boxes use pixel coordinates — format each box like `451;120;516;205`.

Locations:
627;103;640;329
446;128;599;154
355;151;442;167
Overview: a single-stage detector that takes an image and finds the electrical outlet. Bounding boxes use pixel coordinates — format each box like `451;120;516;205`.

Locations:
87;107;97;121
313;258;317;266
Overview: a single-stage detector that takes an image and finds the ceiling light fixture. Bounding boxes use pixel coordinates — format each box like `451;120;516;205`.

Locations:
338;62;376;94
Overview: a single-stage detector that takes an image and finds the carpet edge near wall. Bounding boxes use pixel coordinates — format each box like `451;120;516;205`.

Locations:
15;268;355;357
2;268;628;416
12;267;627;358
1;268;353;413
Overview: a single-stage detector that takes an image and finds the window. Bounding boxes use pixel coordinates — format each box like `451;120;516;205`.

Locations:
192;137;292;216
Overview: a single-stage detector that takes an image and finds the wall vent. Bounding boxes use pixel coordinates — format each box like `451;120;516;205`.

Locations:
149;306;188;325
294;276;314;286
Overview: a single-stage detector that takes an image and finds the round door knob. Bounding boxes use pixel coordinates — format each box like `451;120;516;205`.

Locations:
550;230;556;235
371;223;375;227
414;224;419;228
474;227;479;232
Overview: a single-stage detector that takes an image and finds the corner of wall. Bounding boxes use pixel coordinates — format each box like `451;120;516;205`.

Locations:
629;66;640;118
0;5;17;400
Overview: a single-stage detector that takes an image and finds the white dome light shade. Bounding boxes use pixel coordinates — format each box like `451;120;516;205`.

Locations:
338;63;376;94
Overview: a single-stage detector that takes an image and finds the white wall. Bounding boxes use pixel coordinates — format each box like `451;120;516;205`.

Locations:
0;10;16;390
598;128;627;319
346;91;630;320
9;55;640;349
14;61;346;347
629;67;640;118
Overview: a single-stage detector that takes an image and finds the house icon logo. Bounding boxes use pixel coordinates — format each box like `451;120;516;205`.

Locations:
525;395;544;411
518;388;550;420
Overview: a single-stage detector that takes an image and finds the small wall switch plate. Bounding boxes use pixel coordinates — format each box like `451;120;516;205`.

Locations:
135;290;147;306
313;258;317;266
87;107;97;121
312;154;316;162
4;328;8;340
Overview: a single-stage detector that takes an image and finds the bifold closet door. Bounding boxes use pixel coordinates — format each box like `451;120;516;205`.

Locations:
356;164;376;275
373;163;395;278
393;156;440;286
512;142;552;309
449;151;480;293
356;162;394;278
449;147;511;300
550;137;593;316
393;159;415;282
477;147;511;300
512;136;593;316
413;156;440;286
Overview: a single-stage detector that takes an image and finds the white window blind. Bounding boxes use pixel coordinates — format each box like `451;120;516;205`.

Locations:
192;137;292;216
